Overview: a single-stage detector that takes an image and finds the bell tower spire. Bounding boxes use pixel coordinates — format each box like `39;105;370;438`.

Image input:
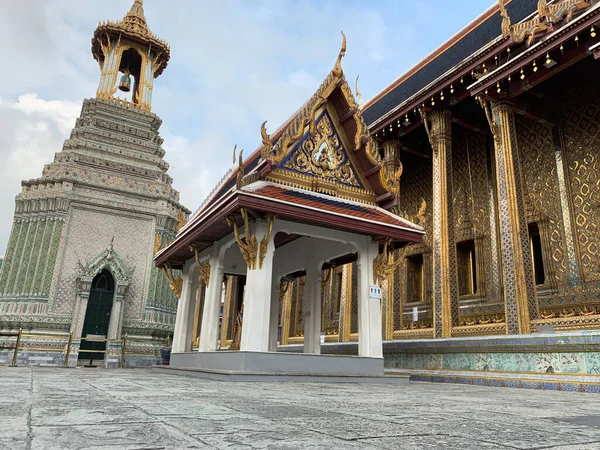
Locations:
92;0;170;112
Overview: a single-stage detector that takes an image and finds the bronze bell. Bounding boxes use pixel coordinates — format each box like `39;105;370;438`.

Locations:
118;73;131;92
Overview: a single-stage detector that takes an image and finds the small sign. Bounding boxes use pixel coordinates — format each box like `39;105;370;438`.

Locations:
369;285;382;299
412;307;419;322
320;334;325;344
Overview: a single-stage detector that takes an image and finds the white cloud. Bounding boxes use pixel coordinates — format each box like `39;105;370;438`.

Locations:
13;94;81;135
0;96;81;249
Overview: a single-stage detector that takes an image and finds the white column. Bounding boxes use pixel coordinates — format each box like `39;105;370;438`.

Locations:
303;266;322;355
268;275;281;352
240;220;275;352
358;241;383;358
184;274;199;352
199;244;224;352
172;270;194;353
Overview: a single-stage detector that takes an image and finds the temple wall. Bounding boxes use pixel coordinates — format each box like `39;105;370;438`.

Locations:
452;128;499;317
52;206;154;319
561;72;600;284
516;116;569;290
396;156;433;331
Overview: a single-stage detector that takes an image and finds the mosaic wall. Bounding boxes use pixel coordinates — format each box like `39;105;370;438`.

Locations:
561;73;600;283
516;115;568;290
384;332;600;375
452;127;494;302
397;155;433;329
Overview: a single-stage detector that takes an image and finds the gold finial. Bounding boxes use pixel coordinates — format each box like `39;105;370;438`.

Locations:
176;209;186;232
232;144;237;164
260;121;274;159
333;31;347;77
162;263;183;298
154;233;162;255
236;150;244;188
537;0;549;18
498;0;511;36
355;75;362;105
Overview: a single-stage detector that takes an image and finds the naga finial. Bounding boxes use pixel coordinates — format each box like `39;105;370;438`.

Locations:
232;144;237;164
260;121;273;160
537;0;550;19
176;209;186;232
355;75;362;106
498;0;511;36
333;31;347;77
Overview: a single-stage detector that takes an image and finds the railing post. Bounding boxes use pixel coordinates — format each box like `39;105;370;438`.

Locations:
10;328;22;367
120;334;128;369
64;332;73;368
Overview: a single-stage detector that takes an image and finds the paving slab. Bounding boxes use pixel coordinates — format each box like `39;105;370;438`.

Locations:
1;366;600;449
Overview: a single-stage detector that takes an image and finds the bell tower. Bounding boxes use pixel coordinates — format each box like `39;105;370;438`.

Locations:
0;0;189;367
92;0;170;111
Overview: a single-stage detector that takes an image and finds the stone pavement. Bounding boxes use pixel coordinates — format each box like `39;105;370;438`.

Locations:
1;367;600;449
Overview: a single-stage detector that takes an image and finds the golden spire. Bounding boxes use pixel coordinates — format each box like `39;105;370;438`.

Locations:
122;0;149;33
125;0;146;22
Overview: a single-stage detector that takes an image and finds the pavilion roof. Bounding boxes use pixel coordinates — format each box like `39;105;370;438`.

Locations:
154;179;423;268
155;35;422;268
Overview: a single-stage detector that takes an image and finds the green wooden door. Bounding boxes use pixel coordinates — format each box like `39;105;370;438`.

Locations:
79;270;114;361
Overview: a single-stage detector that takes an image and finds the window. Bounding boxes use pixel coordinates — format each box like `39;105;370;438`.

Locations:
457;240;477;296
406;254;424;303
529;223;545;285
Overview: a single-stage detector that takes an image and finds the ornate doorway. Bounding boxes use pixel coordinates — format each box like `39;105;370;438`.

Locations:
79;270;114;361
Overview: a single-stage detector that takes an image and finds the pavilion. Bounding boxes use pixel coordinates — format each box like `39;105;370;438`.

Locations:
153;35;423;379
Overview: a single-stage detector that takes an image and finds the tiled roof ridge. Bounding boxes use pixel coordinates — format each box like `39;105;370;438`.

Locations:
362;0;541;125
362;1;504;111
242;180;424;232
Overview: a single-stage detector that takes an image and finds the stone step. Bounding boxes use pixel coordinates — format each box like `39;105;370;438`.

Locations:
153;365;410;384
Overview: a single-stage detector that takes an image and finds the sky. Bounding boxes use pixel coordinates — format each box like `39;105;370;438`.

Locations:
0;0;494;255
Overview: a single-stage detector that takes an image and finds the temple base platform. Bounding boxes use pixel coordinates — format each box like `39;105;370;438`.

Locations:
279;331;600;391
405;369;600;393
153;351;408;383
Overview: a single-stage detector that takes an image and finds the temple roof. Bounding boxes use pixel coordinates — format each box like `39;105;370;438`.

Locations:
362;0;539;126
184;33;400;229
92;0;170;77
155;35;422;268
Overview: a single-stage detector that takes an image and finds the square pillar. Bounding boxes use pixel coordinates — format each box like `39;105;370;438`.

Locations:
268;275;281;352
240;220;275;352
303;266;322;355
199;245;224;352
184;274;199;352
425;109;460;338
490;100;538;333
358;241;383;358
172;269;194;353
